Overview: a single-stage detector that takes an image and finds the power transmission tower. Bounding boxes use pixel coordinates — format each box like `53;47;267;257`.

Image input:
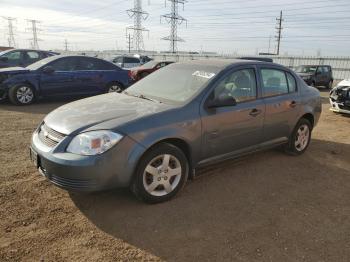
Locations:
126;0;149;52
64;39;69;51
26;19;42;50
2;17;17;47
161;0;187;53
275;11;283;55
126;33;133;53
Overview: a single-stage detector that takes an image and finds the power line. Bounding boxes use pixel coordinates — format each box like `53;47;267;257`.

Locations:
26;19;42;50
161;0;187;53
126;0;149;52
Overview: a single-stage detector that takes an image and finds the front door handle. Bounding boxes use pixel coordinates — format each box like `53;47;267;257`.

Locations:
289;100;297;108
249;108;262;117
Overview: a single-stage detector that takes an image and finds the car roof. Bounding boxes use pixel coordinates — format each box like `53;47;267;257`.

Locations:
299;64;331;67
5;48;53;53
176;59;274;70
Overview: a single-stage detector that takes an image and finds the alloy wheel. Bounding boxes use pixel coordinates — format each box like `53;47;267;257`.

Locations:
16;86;34;104
295;124;310;152
143;154;182;197
108;85;122;93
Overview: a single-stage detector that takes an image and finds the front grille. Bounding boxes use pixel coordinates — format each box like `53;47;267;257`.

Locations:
38;123;66;148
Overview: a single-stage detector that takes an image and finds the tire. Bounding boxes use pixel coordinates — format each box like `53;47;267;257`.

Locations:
284;118;312;156
326;80;333;89
140;72;149;79
8;85;35;105
106;82;123;93
131;143;189;204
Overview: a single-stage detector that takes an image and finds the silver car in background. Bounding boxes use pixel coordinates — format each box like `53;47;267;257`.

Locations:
30;59;321;203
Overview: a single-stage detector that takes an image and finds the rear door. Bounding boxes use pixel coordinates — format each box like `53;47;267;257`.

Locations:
39;57;81;96
258;66;300;144
0;50;23;67
200;66;265;159
23;50;41;66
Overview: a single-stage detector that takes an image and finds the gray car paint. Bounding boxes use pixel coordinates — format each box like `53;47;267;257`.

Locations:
31;59;321;191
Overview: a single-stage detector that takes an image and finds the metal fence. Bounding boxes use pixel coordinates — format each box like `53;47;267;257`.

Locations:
62;50;350;81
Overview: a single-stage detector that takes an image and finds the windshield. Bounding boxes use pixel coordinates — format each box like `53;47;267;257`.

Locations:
26;56;60;70
126;63;218;104
140;60;159;69
296;66;317;73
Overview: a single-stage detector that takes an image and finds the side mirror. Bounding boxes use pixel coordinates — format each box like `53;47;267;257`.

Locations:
0;57;8;62
207;95;237;108
42;66;55;74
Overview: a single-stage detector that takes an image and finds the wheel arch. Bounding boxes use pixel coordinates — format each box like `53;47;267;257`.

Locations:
299;113;314;129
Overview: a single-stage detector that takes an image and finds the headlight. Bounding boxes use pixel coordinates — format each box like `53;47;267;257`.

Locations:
67;131;123;156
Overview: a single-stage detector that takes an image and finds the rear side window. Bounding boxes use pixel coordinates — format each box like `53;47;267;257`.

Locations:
49;58;80;71
124;57;139;63
26;51;40;59
286;73;297;93
261;69;288;97
78;58;118;70
322;66;330;73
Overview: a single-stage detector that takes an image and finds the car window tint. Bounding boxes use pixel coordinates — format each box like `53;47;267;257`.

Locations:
322;66;329;73
78;58;117;70
261;69;288;97
316;67;324;74
3;51;21;61
26;51;40;59
125;57;139;63
49;58;79;71
286;73;297;93
214;69;257;103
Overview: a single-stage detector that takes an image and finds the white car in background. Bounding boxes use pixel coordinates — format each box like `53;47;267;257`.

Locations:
111;55;141;69
329;79;350;114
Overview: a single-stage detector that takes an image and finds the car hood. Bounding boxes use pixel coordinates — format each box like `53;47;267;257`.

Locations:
336;79;350;87
44;93;173;135
0;67;30;74
297;73;313;77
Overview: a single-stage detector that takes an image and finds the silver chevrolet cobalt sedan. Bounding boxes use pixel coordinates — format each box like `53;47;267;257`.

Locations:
30;59;321;203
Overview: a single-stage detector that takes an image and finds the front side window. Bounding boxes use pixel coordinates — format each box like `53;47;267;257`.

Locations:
261;69;288;97
213;69;257;103
2;51;21;61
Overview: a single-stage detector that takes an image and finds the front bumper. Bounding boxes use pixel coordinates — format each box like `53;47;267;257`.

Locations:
30;129;146;192
329;99;350;114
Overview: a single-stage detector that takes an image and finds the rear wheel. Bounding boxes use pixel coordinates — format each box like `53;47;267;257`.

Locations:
107;82;123;93
285;118;312;155
131;143;189;204
326;80;333;89
8;85;35;105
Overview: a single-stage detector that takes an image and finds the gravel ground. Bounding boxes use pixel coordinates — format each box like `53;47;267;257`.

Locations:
0;91;349;262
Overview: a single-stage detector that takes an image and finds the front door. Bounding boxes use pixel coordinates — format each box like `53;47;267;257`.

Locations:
200;67;265;160
40;57;80;96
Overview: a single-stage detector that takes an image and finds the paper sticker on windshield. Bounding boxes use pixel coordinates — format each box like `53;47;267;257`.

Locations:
192;71;216;79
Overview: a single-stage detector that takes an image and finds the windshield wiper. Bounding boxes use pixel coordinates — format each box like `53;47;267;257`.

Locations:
124;91;162;103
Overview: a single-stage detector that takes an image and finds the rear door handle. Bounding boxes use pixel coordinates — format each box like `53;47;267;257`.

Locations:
249;108;262;117
290;100;297;108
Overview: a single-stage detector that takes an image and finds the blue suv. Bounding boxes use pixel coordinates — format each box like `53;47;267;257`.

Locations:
0;55;132;105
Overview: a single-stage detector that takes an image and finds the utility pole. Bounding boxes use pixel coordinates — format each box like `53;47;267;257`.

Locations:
26;19;41;50
275;11;283;55
161;0;187;53
2;17;16;47
126;33;132;53
64;39;69;51
126;0;149;53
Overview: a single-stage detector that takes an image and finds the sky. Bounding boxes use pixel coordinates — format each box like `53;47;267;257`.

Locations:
0;0;350;56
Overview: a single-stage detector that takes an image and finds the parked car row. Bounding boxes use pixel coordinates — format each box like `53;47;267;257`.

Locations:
0;55;132;105
29;58;322;203
0;49;59;68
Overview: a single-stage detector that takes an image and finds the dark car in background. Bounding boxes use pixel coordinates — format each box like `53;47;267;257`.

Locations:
30;59;321;203
0;49;59;68
295;65;333;89
130;60;174;82
0;55;131;105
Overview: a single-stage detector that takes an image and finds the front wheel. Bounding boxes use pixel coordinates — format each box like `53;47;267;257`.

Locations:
107;82;123;93
131;143;189;204
8;85;35;105
285;118;312;155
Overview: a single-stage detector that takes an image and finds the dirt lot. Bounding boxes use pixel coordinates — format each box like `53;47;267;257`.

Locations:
0;91;349;262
